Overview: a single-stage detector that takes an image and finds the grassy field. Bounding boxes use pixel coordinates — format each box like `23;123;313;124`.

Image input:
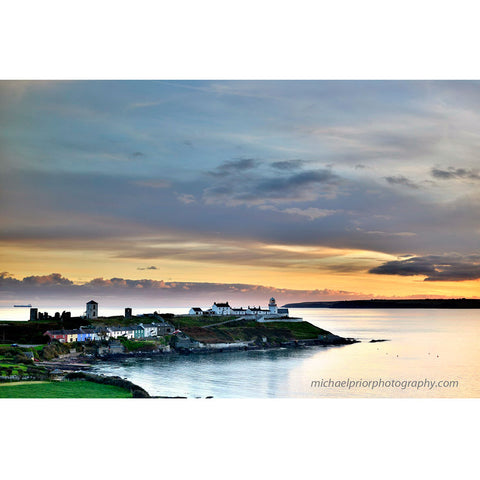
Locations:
179;319;332;344
170;315;237;328
0;380;133;398
119;337;163;351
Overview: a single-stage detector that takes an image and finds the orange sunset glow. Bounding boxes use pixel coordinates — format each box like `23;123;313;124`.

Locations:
1;80;480;305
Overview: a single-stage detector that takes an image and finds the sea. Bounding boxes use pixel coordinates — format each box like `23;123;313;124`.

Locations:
1;305;479;398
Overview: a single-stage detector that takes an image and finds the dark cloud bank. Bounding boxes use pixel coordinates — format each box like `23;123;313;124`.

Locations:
431;167;480;181
0;272;367;307
370;254;480;281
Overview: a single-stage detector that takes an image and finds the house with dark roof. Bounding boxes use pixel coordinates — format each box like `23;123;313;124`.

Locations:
154;321;175;336
211;302;231;315
64;329;80;343
44;330;68;343
231;307;248;315
189;307;203;315
131;325;145;339
201;297;293;321
78;327;101;342
107;326;134;339
141;323;157;337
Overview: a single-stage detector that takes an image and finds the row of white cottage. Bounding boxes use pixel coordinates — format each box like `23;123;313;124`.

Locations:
189;297;289;318
45;321;175;343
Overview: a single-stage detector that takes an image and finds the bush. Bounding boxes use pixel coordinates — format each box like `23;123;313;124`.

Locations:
41;342;71;360
13;354;31;364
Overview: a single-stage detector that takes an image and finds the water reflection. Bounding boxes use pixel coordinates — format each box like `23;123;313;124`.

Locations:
52;308;480;398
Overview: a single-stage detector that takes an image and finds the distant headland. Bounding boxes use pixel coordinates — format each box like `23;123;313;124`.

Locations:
283;298;480;309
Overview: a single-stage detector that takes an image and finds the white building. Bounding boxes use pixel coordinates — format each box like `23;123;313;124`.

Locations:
107;326;134;339
211;302;232;315
247;306;270;315
141;323;158;337
86;300;98;319
196;298;293;321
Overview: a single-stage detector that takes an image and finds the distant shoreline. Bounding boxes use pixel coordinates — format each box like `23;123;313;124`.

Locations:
283;299;480;309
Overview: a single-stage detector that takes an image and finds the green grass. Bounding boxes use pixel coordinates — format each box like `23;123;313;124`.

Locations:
0;380;133;398
119;337;158;351
0;363;28;371
171;315;236;329
179;319;332;344
28;345;44;352
260;321;331;339
92;316;130;326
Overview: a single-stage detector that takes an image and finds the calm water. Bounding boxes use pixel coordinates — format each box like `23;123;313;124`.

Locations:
2;306;479;397
87;308;480;398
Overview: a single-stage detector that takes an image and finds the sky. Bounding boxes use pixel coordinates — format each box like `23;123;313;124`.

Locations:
1;80;480;306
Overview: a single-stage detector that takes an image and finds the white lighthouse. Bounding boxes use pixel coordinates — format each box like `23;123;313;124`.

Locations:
268;297;278;314
86;300;98;320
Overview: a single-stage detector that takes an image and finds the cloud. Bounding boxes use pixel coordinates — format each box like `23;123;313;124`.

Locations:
84;277;168;289
4;80;480;279
176;193;196;204
20;273;74;286
359;229;416;237
203;168;340;206
0;272;73;288
0;272;21;288
384;175;420;189
137;266;157;270
207;158;260;177
369;254;480;281
261;206;339;220
0;272;370;306
270;159;304;170
431;167;480;180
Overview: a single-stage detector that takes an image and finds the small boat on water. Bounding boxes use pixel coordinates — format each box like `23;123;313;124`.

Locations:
14;304;32;307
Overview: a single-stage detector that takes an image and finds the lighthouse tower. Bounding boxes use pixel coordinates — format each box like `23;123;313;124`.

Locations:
268;297;278;314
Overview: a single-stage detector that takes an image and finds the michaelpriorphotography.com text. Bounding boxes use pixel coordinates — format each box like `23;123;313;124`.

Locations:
311;378;459;391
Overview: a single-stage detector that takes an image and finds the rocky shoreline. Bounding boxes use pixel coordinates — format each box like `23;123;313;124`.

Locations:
72;333;358;365
2;332;359;397
42;332;359;366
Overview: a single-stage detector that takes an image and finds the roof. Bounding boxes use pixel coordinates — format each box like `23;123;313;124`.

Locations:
108;326;133;332
45;330;66;335
214;302;230;307
141;323;157;329
191;307;203;311
87;300;98;305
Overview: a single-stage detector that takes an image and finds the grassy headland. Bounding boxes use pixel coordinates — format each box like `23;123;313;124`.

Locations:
170;316;333;344
0;380;132;398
